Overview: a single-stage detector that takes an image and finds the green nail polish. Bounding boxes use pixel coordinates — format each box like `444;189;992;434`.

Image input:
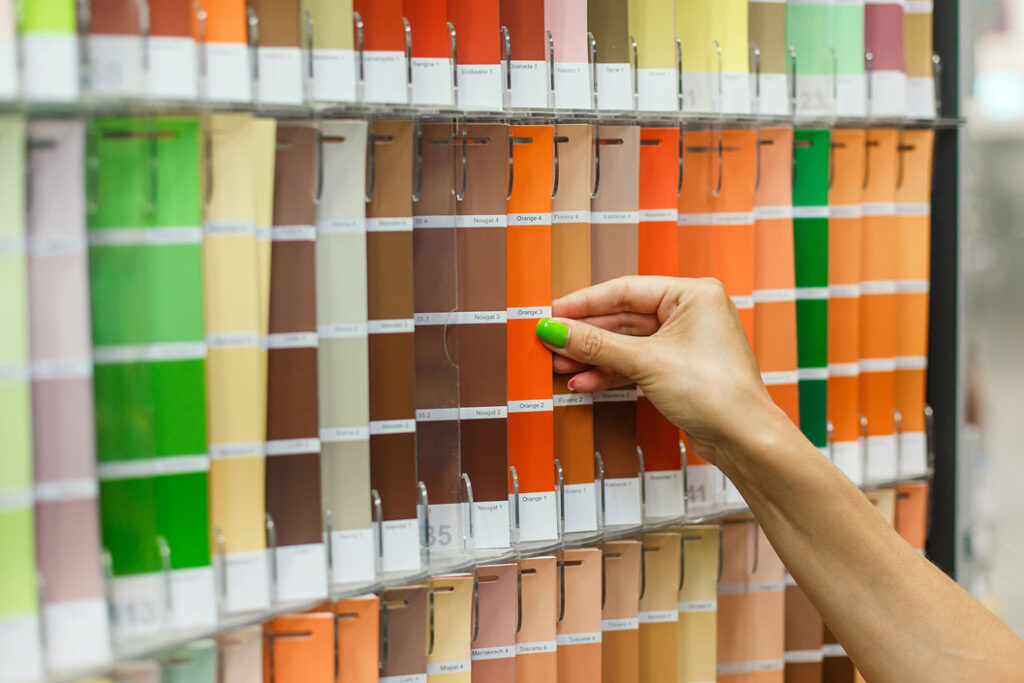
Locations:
536;318;569;348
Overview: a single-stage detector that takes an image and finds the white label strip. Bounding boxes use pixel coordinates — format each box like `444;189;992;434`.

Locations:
204;220;256;236
99;455;209;480
207;332;260;348
591;211;639;224
829;205;863;219
753;288;796;303
828;362;860;377
508;399;553;413
904;0;933;12
896;280;930;293
507;306;552;319
895;355;928;370
318;218;366;234
460;405;508;420
716;659;785;675
731;296;754;310
30;358;92;381
369;419;417;435
678;600;717;612
88;226;202;246
414;312;451;326
93;342;206;364
368;319;415;334
266;332;318;349
35;478;99;503
678;213;713;226
795;287;829;300
601;618;639;632
553;392;593;406
516;640;557;655
792;206;829;219
265;438;321;456
639;209;677;222
0;490;34;509
860;280;897;295
761;370;798;385
416;408;459;422
713;212;754;225
717;582;748;596
456;214;507;228
639;610;679;623
320;426;370;442
270;225;316;241
426;661;472;675
28;234;87;255
507;213;552;225
451;310;507;325
552;210;591;224
0;364;29;383
209;441;263;459
821;643;848;657
797;367;828;381
754;205;792;220
366;217;414;232
593;389;637;403
380;676;426;683
557;632;602;645
413;215;455;229
318;323;367;339
785;649;825;663
829;283;861;298
862;202;896;216
471;645;516;661
860;358;896;373
748;581;785;593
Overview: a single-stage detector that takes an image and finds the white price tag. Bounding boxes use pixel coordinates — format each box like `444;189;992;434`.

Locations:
110;572;165;640
427;503;464;553
686;464;719;508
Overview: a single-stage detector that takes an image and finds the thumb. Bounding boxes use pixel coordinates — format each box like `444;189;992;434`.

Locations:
536;317;643;381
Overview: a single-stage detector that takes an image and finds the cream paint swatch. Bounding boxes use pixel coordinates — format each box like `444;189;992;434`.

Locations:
203;113;270;614
316;120;374;587
713;0;751;114
677;0;713;112
677;525;719;683
631;0;678;111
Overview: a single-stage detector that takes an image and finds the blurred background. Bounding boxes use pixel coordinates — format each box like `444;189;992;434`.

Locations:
959;0;1024;637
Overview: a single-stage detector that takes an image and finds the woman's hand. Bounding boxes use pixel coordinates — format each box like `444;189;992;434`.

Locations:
535;275;784;464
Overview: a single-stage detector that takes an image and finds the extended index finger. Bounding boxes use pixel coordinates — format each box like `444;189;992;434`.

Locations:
552;275;678;320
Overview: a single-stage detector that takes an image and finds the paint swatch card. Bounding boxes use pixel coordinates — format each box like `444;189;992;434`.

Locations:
455;123;512;552
262;613;334;683
677;526;719;683
162;639;217;683
631;0;677;111
147;0;199;100
449;0;503;110
218;626;263;683
507;125;558;544
381;586;429;681
0;116;43;683
678;129;721;507
860;129;899;482
754;127;800;430
429;575;474;681
556;548;602;682
316;120;374;585
639;532;682;683
304;0;357;102
333;594;380;682
894;129;933;477
713;0;753;114
247;0;304;104
266;124;327;601
905;1;935;117
203;113;271;613
833;1;867;117
866;0;907;117
414;123;463;557
472;563;518;682
26;120;111;672
638;127;684;520
786;1;834;117
677;0;713;113
589;0;632;110
87;0;146;97
353;0;408;103
21;0;79;101
547;0;592;109
749;0;789;115
785;577;824;681
366;120;420;574
591;125;641;527
895;482;929;552
793;129;831;456
828;128;868;484
502;0;548;108
552;124;598;536
602;540;641;683
199;0;253;102
404;0;453;105
516;557;559;681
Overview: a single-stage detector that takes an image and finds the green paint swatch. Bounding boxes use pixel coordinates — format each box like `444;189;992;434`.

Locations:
786;3;833;76
793;129;830;449
20;0;77;34
832;3;865;76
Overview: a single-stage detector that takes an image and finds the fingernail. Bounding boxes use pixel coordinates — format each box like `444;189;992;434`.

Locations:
567;376;578;392
535;318;569;348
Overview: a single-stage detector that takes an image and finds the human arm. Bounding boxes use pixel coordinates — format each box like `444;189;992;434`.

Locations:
536;275;1024;682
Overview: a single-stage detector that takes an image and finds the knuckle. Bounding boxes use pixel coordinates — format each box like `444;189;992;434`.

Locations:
577;328;604;363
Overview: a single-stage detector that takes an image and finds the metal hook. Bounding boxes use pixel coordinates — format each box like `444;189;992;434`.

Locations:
711;130;724;197
448;22;458;97
506;131;514;200
553;459;565;537
471;574;480;641
588;31;598;108
750;520;760;575
752;43;761;104
896;128;907;191
924;404;935;477
404;17;413;89
557;560;566;622
717;523;724;584
246;7;259;83
600;547;608;608
378;594;388;671
305;9;315;80
365;119;376;203
639;542;647;600
501;26;511;94
203;123;214;210
354;12;365;87
862;130;872;191
412;119;423;202
590;125;600;198
551;126;560;199
315;128;324;204
932;53;942;117
865;51;874;117
370;489;383;561
860;413;870;479
454;120;468;202
515;569;523;633
630;35;639;107
827;420;836;463
676;37;684;111
677;121;685;197
712;39;723;116
546;29;555;98
677;535;687;592
427;590;435;655
787;45;797;115
461;473;474;541
194;1;208;83
754;126;762;194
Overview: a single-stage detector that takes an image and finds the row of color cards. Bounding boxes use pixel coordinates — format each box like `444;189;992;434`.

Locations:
82;483;929;683
9;0;935;118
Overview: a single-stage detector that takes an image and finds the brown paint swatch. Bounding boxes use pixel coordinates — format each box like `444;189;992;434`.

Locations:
366;119;418;523
456;123;510;504
265;125;322;548
472;563;518;682
414;123;461;506
245;0;301;47
381;585;429;679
